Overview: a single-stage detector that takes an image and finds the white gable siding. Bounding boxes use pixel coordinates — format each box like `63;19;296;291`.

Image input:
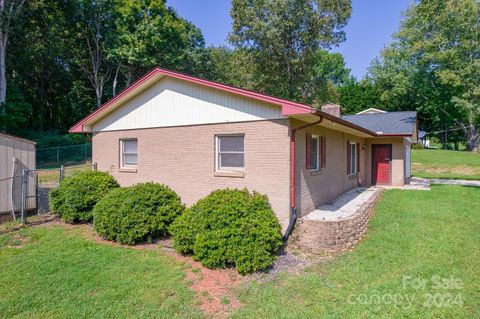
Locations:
92;77;285;132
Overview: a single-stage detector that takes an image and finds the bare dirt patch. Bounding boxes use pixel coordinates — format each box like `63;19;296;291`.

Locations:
1;233;29;248
35;221;244;317
28;220;329;318
172;253;243;318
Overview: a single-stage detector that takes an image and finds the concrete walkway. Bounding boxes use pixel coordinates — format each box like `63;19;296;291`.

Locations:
381;177;431;191
429;178;480;187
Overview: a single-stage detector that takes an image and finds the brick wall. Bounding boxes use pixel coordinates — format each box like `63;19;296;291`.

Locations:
292;119;366;217
92;119;292;232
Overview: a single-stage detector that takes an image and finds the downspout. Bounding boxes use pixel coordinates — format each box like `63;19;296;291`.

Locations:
283;114;323;241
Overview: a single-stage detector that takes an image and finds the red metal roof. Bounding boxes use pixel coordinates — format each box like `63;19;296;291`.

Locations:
69;67;314;133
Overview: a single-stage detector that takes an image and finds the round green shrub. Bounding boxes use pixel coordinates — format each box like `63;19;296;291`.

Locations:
50;170;119;223
170;188;283;274
93;182;185;245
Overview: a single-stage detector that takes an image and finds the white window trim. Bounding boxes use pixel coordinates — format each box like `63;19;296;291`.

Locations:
120;138;138;169
349;142;357;175
311;135;320;171
215;134;245;173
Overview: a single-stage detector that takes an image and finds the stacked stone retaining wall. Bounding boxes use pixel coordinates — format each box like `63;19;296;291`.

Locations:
290;188;384;254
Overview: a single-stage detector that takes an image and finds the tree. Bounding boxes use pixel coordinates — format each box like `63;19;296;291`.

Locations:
3;0;209;134
229;0;351;106
338;78;385;114
0;0;26;131
369;0;480;151
71;0;116;108
110;0;207;96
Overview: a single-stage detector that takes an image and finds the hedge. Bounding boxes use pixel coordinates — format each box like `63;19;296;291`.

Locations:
50;170;119;223
93;182;185;245
170;188;283;274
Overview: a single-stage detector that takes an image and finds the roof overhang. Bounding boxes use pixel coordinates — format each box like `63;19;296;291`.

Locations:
69;67;415;139
69;67;314;133
290;110;378;137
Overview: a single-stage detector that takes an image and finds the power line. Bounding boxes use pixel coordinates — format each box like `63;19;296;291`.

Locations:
423;125;480;135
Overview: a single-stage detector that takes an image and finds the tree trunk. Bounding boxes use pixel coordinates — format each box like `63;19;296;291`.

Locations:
95;82;102;108
126;67;134;87
112;64;121;97
463;123;480;152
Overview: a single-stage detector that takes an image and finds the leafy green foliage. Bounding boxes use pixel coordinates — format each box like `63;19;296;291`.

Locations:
228;0;352;106
93;183;185;245
338;78;386;114
232;185;480;318
368;0;480;151
170;189;283;274
5;0;209;133
50;171;119;223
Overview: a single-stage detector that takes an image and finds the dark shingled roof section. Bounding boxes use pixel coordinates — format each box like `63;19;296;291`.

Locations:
342;111;417;135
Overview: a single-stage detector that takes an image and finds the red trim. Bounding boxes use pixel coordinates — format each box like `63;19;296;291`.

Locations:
70;67;313;133
290;116;323;209
347;140;351;175
305;132;312;169
70;67;398;137
321;136;326;168
70;68;161;133
356;142;360;173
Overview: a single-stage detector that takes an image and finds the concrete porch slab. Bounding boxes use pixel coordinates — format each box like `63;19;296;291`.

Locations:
305;187;380;221
289;187;384;254
380;177;431;191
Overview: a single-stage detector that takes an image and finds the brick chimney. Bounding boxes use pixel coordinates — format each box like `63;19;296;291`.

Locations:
321;104;341;117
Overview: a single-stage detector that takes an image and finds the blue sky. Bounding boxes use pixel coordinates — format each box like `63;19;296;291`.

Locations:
167;0;412;79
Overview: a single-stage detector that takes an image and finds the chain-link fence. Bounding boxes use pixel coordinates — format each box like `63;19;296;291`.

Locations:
37;144;92;168
0;163;96;227
0;175;23;224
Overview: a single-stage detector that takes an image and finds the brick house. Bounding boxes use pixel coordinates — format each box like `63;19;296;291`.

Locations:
70;68;417;235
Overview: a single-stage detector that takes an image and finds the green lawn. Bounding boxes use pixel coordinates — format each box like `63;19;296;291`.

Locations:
412;149;480;180
232;185;480;318
0;226;203;318
1;185;479;318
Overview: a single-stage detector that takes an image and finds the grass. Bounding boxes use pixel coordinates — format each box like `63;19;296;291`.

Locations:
0;226;203;318
1;185;479;318
231;185;480;318
412;149;480;180
37;163;92;184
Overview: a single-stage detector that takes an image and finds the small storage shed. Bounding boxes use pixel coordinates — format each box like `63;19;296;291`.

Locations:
0;133;36;215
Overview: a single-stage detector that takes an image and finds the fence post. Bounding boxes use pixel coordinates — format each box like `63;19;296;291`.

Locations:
60;165;65;182
56;147;60;165
20;169;27;225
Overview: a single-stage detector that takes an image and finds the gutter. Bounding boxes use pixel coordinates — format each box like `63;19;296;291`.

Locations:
312;110;378;137
283;114;323;242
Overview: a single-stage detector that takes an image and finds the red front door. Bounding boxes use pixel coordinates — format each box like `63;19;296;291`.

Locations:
372;145;392;185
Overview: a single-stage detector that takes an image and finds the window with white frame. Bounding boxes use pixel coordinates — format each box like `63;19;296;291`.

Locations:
349;142;357;175
120;139;138;168
310;135;320;171
216;135;244;172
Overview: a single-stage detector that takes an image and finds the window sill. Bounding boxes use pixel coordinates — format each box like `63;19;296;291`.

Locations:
119;167;137;173
214;171;245;178
310;170;322;176
348;174;358;179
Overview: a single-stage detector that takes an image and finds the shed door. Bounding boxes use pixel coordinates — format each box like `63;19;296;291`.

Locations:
372;144;392;185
